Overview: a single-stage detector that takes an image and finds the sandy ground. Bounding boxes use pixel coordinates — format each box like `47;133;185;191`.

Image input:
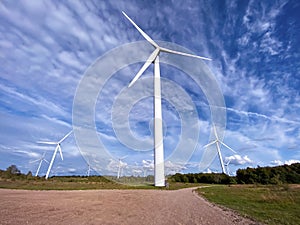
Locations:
0;188;259;225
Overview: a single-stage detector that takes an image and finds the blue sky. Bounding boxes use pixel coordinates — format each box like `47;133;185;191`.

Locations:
0;0;299;177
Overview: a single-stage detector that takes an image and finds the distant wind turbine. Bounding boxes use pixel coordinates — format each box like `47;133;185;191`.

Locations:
30;152;49;177
38;130;73;179
203;124;236;174
122;11;211;187
225;158;232;176
86;163;91;177
117;155;128;179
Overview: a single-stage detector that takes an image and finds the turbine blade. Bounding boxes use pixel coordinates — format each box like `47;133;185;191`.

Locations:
58;130;73;143
37;141;57;145
122;11;159;48
220;142;236;153
160;47;211;61
43;159;49;164
128;48;159;87
203;140;217;148
58;145;63;161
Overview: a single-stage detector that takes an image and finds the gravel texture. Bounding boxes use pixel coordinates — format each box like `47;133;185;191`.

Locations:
0;188;260;225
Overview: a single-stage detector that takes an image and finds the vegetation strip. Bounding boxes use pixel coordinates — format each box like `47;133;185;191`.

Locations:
197;184;300;225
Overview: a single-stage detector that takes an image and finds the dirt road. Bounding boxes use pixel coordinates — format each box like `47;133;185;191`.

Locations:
0;188;258;225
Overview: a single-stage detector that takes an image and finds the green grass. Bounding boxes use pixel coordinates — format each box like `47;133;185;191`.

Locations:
196;184;300;225
0;177;201;190
0;180;126;190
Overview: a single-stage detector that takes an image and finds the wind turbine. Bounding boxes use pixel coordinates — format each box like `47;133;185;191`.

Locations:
86;163;91;176
203;124;236;174
117;155;128;179
30;152;49;177
225;158;232;176
122;11;211;186
38;130;73;179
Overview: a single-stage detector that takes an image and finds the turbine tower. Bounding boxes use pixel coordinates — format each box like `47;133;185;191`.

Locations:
30;152;49;177
38;130;73;179
203;124;236;174
122;11;211;187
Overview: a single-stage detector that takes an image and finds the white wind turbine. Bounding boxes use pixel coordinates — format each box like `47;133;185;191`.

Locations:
203;124;236;174
30;152;49;177
117;155;128;179
86;163;91;176
85;158;92;177
122;11;211;186
225;158;232;175
38;130;73;179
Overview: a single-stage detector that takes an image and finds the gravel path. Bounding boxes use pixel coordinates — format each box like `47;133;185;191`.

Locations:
0;188;259;225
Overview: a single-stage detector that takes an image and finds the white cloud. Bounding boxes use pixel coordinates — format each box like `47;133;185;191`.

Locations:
57;51;85;71
203;168;213;174
12;150;40;159
225;155;253;166
285;159;300;165
271;159;300;166
165;161;187;175
0;83;68;117
142;159;154;170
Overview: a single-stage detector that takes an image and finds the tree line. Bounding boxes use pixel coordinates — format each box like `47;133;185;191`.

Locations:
0;165;36;180
169;172;235;184
169;163;300;185
1;163;300;185
236;163;300;184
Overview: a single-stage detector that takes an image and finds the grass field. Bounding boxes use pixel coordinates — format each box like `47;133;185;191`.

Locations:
197;184;300;225
0;177;200;190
